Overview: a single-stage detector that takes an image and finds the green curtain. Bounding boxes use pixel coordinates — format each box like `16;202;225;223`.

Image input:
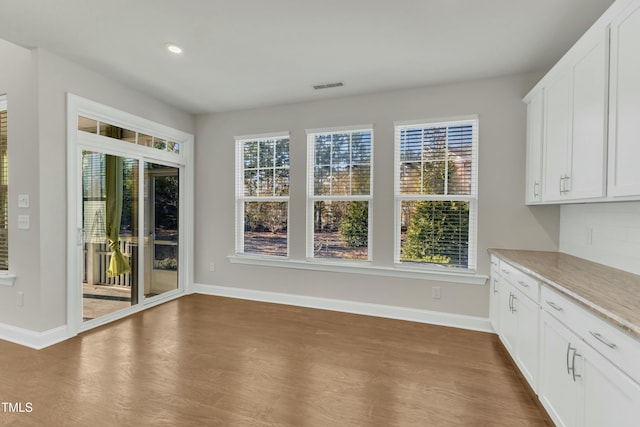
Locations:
105;155;131;277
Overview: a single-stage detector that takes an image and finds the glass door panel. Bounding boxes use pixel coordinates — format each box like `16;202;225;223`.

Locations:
144;162;179;298
82;151;139;321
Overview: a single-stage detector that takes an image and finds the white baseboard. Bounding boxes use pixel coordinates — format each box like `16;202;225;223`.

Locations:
193;283;493;333
0;323;69;350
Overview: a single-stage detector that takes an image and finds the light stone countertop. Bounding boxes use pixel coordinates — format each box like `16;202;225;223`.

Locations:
488;249;640;340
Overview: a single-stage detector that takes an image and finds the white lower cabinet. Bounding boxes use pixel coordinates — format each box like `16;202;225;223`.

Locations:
490;256;640;426
489;256;501;332
539;311;584;426
582;343;640;427
495;261;540;392
540;311;640;427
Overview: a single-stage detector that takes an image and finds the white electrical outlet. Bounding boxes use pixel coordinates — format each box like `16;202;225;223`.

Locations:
18;215;30;230
432;287;441;299
209;262;216;272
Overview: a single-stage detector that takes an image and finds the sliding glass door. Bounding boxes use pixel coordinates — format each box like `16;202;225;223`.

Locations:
82;151;139;321
80;152;183;325
144;162;179;298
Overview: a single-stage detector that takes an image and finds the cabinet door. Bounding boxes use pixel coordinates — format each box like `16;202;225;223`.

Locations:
581;343;640;427
542;72;571;202
489;273;500;333
609;2;640;197
513;288;540;392
568;29;608;200
498;281;517;355
525;91;544;204
539;312;582;427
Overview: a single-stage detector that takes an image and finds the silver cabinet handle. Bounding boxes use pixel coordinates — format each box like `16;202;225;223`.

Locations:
517;280;529;288
564;175;571;193
533;181;540;198
560;176;565;194
501;269;510;275
566;343;582;381
590;331;617;349
493;278;498;294
546;300;563;312
508;293;513;312
511;294;517;313
572;350;582;382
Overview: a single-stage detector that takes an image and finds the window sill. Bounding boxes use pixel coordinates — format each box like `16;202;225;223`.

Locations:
227;255;487;285
0;271;17;287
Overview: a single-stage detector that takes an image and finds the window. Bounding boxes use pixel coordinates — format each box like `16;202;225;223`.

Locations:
395;117;478;270
0;96;7;270
307;127;373;261
78;116;181;154
235;133;290;257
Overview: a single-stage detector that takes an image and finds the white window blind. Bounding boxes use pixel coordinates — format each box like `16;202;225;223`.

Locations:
307;127;373;261
0;96;8;270
235;133;290;257
394;117;478;270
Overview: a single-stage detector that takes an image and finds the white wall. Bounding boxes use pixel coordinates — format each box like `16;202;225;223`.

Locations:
194;72;560;318
0;42;195;333
560;202;640;275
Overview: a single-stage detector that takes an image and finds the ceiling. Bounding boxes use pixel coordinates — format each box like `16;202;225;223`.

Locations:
0;0;615;115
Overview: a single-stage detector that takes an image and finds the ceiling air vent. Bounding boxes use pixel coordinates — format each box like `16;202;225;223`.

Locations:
313;81;344;90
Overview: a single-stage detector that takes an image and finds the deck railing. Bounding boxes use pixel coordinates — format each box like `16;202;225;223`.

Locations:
83;239;134;287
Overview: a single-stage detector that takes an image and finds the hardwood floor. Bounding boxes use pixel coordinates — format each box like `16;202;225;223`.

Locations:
0;295;551;426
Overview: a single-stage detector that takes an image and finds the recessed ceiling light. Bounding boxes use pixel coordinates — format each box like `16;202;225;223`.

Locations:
166;43;183;54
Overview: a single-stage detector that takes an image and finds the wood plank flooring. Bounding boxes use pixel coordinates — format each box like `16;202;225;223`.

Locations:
0;294;551;426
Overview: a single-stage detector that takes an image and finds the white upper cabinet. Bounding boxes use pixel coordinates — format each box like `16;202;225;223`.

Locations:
569;29;609;200
524;91;544;204
608;1;640;197
540;28;609;203
523;0;640;204
541;70;572;202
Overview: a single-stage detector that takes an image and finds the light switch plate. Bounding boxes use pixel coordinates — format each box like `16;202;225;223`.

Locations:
18;215;30;230
18;194;29;208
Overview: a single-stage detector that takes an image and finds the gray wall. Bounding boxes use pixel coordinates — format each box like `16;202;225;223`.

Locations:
0;42;195;332
194;72;560;318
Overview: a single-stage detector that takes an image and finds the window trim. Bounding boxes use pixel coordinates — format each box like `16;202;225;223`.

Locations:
235;132;291;258
393;115;479;272
227;254;487;285
306;125;374;262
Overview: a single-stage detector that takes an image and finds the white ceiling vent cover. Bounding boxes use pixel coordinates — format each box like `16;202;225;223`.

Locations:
313;81;344;90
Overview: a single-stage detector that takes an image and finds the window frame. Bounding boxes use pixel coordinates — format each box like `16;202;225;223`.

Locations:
235;132;291;258
393;116;479;272
306;125;374;263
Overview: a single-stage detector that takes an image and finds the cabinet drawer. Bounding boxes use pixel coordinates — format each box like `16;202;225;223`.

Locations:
499;260;540;302
541;286;640;384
